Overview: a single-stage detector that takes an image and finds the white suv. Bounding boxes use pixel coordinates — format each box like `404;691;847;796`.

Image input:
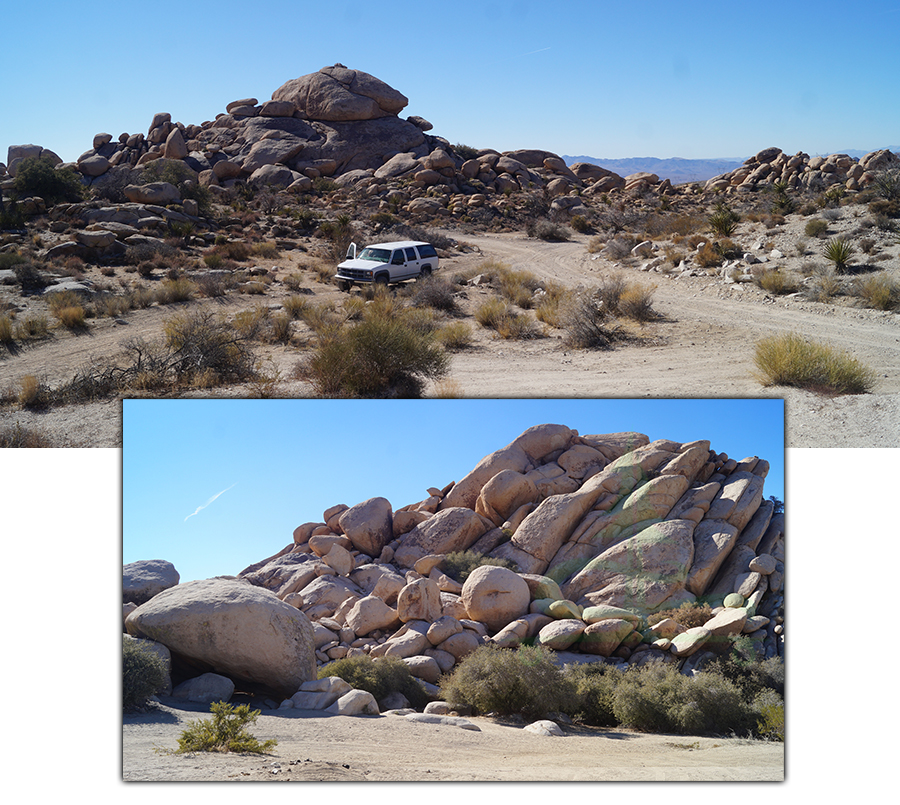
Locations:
335;240;439;290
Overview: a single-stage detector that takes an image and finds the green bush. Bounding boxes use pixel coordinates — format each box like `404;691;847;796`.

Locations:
123;636;169;710
302;307;449;397
440;551;518;583
570;214;592;234
611;663;755;736
753;689;785;742
439;644;574;720
319;655;428;709
804;219;829;238
175;701;277;754
563;662;623;726
11;156;85;206
753;332;877;395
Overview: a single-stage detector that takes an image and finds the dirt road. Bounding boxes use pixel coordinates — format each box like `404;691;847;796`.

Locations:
122;699;783;782
2;229;897;447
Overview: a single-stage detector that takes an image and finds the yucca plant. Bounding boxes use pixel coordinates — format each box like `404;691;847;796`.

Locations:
708;203;740;237
822;237;855;273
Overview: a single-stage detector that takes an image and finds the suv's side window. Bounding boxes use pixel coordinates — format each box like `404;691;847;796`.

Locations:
405;247;417;261
391;250;405;265
417;244;437;259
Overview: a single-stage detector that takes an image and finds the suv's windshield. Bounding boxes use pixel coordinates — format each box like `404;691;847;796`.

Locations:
358;248;390;263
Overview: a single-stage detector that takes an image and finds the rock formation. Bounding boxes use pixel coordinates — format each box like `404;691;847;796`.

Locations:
123;424;784;715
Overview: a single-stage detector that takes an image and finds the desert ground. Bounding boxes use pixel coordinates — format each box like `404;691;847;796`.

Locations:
122;698;783;782
2;200;898;447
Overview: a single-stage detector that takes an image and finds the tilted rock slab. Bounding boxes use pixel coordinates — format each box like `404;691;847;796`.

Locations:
123;559;180;605
125;577;316;698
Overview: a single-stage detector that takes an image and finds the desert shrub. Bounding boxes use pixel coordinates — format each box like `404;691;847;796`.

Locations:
803;266;843;303
452;143;480;161
251;241;280;259
822;237;855;272
853;272;900;310
705;650;785;703
0;423;54;447
175;701;277;754
267;312;293;344
611;663;754;736
0;199;25;229
0;251;27;270
11;156;85;205
527;219;569;242
154;277;196;305
803;218;828;238
563;662;624;727
318;213;354;262
17;374;48;407
755;269;799;295
562;290;622;349
436;320;473;351
319;655;428;709
474;297;541;339
694;241;724;268
195;273;227;298
0;314;13;344
282;294;309;320
570;214;591;234
647;602;713;629
617;282;657;321
163;310;256;385
753;332;877;395
708;203;740;237
54;304;87;330
15;313;50;340
123;636;169;711
410;275;458;312
12;262;50;292
440;551;518;583
496;267;543;309
204;240;251;263
301;308;448;397
753;690;785;741
439;644;574;720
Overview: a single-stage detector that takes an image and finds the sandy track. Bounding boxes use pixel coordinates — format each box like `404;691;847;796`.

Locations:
2;229;897;447
123;700;783;782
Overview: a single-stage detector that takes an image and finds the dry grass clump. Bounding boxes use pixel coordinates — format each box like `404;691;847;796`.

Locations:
17;374;49;407
853;272;900;310
154;277;196;305
754;269;800;295
474;298;542;340
435;321;473;351
46;290;88;330
0;313;13;345
753;332;877;395
409;275;458;312
0;423;54;447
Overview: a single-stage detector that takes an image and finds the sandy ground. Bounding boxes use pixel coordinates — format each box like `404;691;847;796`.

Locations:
122;699;783;782
2;217;898;447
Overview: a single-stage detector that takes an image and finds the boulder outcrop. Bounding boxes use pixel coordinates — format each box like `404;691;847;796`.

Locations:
123;423;784;716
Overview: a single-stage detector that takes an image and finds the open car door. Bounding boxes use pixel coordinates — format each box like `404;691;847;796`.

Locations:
345;242;357;260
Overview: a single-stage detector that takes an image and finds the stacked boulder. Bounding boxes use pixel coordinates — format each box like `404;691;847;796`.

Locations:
123;424;784;713
705;145;898;194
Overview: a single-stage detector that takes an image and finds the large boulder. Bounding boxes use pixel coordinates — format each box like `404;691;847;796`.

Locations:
272;64;408;121
394;507;489;567
339;497;393;557
474;470;539;527
124;182;181;205
460;565;530;633
124;577;316;698
123;559;180;605
562;519;696;614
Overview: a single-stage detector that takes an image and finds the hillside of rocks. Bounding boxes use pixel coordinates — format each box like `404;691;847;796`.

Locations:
123;423;784;715
4;62;897;233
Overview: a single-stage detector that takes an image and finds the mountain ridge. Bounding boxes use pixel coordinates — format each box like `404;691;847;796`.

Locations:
563;148;899;185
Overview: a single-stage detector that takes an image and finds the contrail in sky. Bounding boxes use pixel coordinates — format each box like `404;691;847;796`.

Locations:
184;483;237;521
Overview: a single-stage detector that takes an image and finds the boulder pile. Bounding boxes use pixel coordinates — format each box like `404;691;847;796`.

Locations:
123;423;784;714
705;145;899;194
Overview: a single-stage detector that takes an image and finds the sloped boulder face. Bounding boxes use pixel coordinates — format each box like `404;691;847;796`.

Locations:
271;64;408;122
393;507;489;568
563;519;696;613
124;577;316;698
123;559;180;605
475;469;539;527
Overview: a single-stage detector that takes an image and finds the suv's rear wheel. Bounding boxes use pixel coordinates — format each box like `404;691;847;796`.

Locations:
419;266;432;279
374;274;389;286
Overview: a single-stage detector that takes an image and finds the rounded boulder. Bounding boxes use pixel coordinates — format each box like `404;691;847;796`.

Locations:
460;565;530;633
124;577;316;698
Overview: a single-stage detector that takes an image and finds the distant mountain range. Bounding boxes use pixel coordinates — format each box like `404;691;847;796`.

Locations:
563;147;899;185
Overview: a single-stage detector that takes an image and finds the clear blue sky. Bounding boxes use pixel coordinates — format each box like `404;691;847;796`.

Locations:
122;397;785;583
3;1;898;165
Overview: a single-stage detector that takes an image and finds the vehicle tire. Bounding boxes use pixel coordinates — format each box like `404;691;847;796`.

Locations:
338;280;351;292
419;266;432;279
374;274;389;286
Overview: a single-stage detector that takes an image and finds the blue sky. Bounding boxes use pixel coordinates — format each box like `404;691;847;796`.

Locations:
122;397;785;583
3;1;898;165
